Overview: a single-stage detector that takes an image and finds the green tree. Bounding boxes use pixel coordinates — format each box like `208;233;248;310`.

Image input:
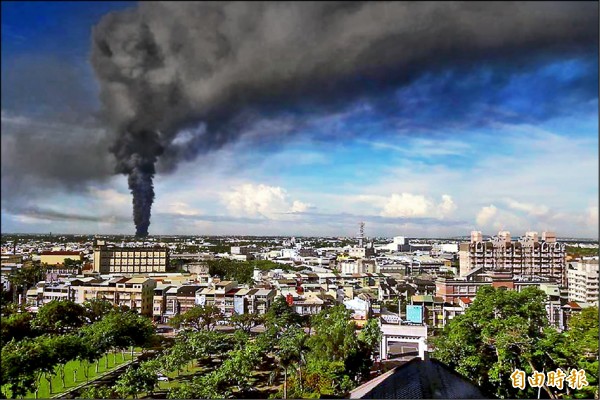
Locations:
565;307;599;399
7;263;44;303
79;384;118;399
308;305;358;362
0;310;36;346
358;318;382;352
90;309;155;360
0;339;37;398
433;286;579;399
83;298;116;323
271;327;309;398
32;300;86;334
51;334;86;388
169;304;223;331
0;335;58;398
265;296;302;337
230;312;264;333
114;364;158;399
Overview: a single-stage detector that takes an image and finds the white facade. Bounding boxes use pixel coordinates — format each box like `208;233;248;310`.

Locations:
281;248;299;258
567;260;599;307
344;297;370;319
340;260;363;274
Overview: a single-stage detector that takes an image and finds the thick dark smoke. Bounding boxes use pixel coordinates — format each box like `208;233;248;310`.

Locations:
90;1;598;236
111;128;164;236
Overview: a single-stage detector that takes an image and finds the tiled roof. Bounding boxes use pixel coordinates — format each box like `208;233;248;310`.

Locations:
350;358;493;399
564;301;582;309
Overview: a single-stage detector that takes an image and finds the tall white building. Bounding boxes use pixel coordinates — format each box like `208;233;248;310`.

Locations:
567;259;599;307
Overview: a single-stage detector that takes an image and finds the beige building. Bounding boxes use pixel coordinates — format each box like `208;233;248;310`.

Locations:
567;259;599;307
93;240;169;274
459;231;566;285
71;277;157;316
26;276;157;317
40;251;82;265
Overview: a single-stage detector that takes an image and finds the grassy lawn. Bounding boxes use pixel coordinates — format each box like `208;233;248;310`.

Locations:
2;351;135;399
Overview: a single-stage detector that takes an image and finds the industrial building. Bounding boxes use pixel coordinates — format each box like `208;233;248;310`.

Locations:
92;239;169;274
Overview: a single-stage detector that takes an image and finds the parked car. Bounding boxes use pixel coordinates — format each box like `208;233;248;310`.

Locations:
157;373;169;381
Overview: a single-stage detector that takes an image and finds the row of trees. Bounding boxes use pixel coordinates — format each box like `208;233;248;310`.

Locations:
433;286;599;399
1;298;126;346
1;300;155;398
80;297;383;399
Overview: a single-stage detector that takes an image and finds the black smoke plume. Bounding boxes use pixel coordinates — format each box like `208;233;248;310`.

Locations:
90;2;598;236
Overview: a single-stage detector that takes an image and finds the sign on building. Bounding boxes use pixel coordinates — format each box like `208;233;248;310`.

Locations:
406;305;423;324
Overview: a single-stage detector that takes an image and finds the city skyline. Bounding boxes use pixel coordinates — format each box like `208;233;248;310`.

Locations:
1;2;598;239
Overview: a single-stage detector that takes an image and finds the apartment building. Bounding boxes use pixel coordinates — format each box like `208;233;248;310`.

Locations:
567;259;599;307
72;277;156;316
153;284;173;322
410;295;446;328
26;276;157;316
459;231;566;285
27;281;76;305
164;285;203;320
93;240;169;274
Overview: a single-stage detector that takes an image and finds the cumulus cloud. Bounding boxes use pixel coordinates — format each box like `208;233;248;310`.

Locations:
380;193;456;219
476;205;498;226
290;200;312;213
438;195;457;218
381;193;431;217
221;183;307;219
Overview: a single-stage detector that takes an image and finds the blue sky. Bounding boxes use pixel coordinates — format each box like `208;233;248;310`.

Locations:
1;2;598;238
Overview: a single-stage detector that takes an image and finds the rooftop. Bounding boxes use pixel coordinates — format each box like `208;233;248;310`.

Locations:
350;358;492;399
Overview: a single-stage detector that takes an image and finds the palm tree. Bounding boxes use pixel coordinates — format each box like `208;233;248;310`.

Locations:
269;351;294;399
294;332;310;394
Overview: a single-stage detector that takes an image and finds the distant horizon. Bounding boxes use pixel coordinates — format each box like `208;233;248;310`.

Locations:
1;231;598;242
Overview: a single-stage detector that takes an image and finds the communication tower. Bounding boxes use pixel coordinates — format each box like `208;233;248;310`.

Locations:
358;222;365;247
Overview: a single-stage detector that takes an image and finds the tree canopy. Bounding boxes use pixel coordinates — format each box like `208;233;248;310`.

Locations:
433;287;599;399
32;300;86;335
168;304;223;331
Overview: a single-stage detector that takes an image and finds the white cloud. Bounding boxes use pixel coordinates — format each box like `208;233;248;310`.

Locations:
221;183;307;219
476;205;497;226
379;193;456;218
505;198;549;217
290;200;311;213
165;201;202;216
438;195;457;217
380;193;431;217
